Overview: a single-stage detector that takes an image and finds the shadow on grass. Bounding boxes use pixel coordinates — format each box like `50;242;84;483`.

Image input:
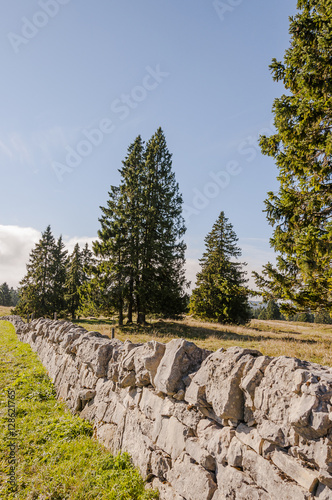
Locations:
73;318;116;327
119;321;320;345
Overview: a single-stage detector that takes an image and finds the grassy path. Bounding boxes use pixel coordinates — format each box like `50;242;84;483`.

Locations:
0;320;158;500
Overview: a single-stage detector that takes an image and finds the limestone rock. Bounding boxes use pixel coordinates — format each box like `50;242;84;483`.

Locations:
316;482;332;499
252;356;332;442
166;452;217;500
236;422;264;454
206;426;236;465
186;346;262;421
150;449;172;480
154;339;210;396
271;448;319;492
74;334;119;378
121;408;153;477
290;437;332;474
155;416;191;460
213;464;270;500
226;436;245;468
185;437;216;471
243;447;313;499
133;341;166;386
151;478;185;500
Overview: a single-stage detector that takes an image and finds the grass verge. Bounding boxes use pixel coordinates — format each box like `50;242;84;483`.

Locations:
0;320;158;500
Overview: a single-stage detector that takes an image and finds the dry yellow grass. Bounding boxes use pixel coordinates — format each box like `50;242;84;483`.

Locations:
74;316;332;368
0;305;13;316
1;305;330;367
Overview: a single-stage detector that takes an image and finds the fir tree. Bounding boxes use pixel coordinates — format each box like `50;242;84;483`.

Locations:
93;186;127;324
10;287;19;306
118;135;145;323
254;0;332;314
0;282;12;306
190;212;250;324
66;243;84;320
92;128;188;324
52;236;68;314
265;300;281;320
138;128;187;322
15;226;67;318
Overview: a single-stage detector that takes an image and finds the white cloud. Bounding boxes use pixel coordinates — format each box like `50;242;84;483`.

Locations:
63;236;96;254
0;225;96;288
0;225;41;287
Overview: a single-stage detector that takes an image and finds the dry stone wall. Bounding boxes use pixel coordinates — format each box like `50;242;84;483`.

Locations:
2;315;332;499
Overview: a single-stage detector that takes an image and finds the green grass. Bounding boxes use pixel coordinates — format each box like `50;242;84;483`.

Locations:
0;320;158;500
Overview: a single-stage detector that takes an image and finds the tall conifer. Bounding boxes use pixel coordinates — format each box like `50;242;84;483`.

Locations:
190;212;250;324
93;128;188;323
254;0;332;313
66;243;84;320
15;226;64;317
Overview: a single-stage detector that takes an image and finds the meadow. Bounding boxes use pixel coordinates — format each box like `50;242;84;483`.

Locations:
2;303;332;367
73;315;332;368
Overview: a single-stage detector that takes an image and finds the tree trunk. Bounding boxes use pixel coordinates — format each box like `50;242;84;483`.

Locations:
137;311;146;325
119;299;124;326
127;275;133;323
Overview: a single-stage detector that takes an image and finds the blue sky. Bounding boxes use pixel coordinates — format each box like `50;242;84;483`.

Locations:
0;0;298;288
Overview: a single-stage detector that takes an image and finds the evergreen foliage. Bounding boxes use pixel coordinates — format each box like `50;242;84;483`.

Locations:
14;226;69;317
314;310;332;324
66;244;86;320
190;211;251;324
0;282;18;306
254;0;332;314
92;185;127;323
92;128;188;323
265;300;281;320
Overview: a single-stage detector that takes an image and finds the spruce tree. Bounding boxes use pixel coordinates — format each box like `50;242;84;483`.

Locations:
0;282;12;306
93;128;188;324
118;135;145;323
265;300;281;320
66;243;84;320
138;128;187;322
190;211;250;324
15;226;56;316
15;226;67;318
93;186;127;324
254;0;332;313
52;236;68;314
9;287;19;306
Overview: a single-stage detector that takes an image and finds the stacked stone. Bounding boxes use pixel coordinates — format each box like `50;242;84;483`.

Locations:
2;315;332;500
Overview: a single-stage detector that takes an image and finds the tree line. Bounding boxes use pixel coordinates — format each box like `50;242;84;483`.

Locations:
13;1;332;323
0;282;19;307
14;129;251;324
14;228;92;320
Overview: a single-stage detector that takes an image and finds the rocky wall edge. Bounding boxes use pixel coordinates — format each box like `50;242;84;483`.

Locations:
1;315;332;500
